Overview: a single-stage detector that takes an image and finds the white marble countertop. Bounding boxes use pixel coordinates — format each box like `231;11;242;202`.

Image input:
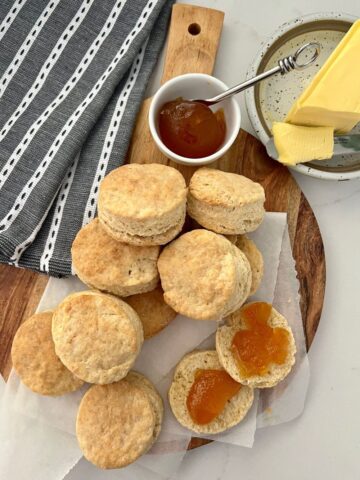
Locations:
4;2;356;479
148;1;360;479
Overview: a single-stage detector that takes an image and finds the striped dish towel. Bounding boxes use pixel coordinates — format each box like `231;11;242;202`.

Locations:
0;0;173;276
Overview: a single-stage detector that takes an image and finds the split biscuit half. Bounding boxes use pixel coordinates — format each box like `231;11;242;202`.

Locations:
216;303;296;388
168;350;254;434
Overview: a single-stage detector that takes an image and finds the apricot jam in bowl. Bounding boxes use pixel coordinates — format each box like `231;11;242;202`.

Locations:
149;73;241;165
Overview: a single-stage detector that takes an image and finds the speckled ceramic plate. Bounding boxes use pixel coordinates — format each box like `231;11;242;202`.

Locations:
245;12;360;181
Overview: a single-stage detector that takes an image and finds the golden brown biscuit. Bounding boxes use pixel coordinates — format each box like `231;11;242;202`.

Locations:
168;350;254;434
158;230;252;320
216;303;296;388
11;311;83;396
71;218;159;297
98;164;187;246
235;235;264;295
126;285;177;339
76;381;155;469
52;291;143;384
187;168;265;234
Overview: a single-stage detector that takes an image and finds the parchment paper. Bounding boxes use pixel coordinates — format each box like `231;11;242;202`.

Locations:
0;212;310;480
256;226;310;427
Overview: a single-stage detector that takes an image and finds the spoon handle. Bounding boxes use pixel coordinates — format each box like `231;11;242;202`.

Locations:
196;42;320;106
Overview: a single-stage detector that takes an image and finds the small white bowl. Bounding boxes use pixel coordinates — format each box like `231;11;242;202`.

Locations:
149;73;241;166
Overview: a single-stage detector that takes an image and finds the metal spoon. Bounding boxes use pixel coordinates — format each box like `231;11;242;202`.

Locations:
192;42;320;107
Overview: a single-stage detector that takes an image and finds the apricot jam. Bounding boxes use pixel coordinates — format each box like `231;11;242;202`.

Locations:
231;302;289;377
158;98;226;158
186;369;241;424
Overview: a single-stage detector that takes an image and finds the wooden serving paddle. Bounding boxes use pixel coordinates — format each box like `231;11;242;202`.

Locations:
127;4;224;181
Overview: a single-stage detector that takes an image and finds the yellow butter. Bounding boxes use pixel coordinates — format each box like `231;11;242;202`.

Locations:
272;122;334;165
286;20;360;133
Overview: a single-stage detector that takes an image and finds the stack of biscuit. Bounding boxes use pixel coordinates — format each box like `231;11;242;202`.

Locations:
11;162;299;467
11;289;164;470
72;164;266;326
71;163;186;339
76;372;163;469
98;163;187;246
157;168;266;320
12;290;147;387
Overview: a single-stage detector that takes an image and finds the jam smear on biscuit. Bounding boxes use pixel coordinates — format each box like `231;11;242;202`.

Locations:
231;302;290;378
186;369;241;424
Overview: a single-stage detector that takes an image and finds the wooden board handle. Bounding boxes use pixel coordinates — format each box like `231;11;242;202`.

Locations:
127;4;224;178
161;4;224;83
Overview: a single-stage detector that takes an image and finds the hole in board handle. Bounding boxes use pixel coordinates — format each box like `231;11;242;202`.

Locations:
188;23;201;36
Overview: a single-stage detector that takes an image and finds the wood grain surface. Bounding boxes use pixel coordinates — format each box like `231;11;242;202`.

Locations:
0;267;48;379
0;3;325;451
161;4;224;83
127;4;224;168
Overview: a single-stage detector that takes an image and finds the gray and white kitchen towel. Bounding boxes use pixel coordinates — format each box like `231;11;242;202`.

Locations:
0;0;173;276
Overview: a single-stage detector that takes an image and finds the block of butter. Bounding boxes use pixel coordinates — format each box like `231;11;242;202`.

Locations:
286;20;360;133
272;122;334;165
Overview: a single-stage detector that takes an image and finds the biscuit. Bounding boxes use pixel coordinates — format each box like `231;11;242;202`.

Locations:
76;381;155;469
126;285;176;339
187;168;265;234
235;235;264;295
11;311;84;396
216;303;296;388
158;230;252;320
126;371;163;442
71;218;159;297
168;350;254;434
98;163;187;246
52;291;143;384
